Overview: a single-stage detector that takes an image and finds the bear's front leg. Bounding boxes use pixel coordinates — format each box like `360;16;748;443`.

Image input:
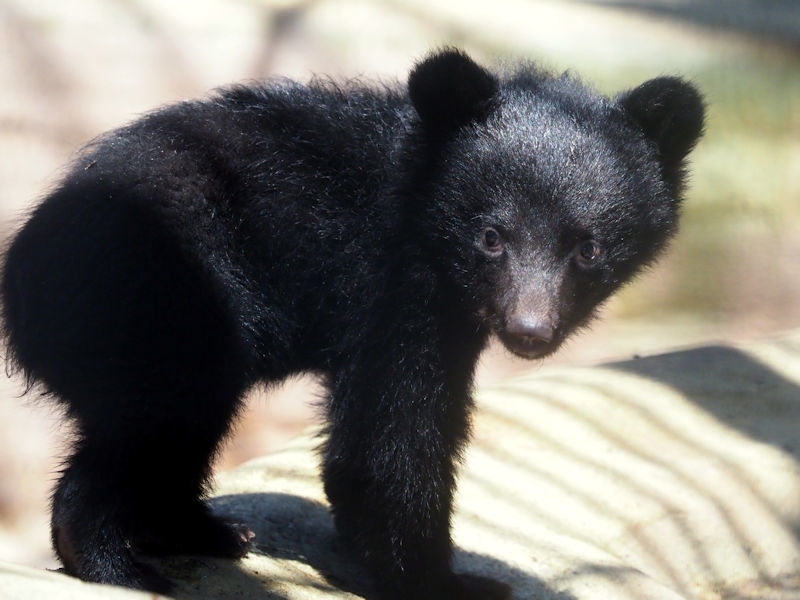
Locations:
322;347;511;600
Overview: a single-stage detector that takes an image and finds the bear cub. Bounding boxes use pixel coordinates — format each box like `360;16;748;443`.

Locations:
1;49;703;599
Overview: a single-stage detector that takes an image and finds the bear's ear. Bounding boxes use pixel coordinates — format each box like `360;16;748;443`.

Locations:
408;49;498;137
616;77;705;170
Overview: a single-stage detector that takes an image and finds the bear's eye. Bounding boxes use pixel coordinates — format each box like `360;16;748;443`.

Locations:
481;227;503;256
575;239;601;268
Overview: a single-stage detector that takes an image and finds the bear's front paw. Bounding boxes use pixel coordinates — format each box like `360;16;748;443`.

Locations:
447;572;512;599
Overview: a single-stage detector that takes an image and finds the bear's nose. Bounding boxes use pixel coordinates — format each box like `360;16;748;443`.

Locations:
505;317;554;343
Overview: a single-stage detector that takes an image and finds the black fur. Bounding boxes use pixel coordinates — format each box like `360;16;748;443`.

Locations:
0;49;703;599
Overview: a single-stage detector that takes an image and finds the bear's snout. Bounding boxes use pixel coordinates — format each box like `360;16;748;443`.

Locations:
498;314;558;359
506;316;553;343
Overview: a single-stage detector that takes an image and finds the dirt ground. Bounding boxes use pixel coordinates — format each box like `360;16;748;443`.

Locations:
0;0;798;570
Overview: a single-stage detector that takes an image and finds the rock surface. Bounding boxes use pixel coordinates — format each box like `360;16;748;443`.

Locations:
3;331;800;599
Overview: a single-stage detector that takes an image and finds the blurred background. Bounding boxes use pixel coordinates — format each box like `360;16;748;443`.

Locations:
0;0;797;572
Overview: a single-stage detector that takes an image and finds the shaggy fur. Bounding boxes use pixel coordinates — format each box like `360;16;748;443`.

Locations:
1;49;703;599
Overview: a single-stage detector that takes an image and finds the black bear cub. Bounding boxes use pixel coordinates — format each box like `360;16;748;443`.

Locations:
1;49;703;599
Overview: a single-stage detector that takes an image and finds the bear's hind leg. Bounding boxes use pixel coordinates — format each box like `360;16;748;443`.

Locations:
52;383;250;592
52;441;172;592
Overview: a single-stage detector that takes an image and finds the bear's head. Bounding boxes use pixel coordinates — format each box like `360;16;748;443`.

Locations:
408;49;704;359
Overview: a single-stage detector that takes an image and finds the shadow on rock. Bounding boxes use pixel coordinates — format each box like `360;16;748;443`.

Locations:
611;342;800;454
190;492;578;600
